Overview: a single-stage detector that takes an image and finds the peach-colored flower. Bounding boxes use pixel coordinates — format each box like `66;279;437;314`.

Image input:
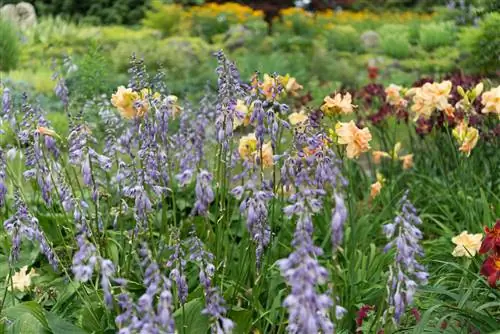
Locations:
165;95;182;119
10;266;37;291
260;142;274;168
111;86;140;119
409;81;452;120
36;127;58;138
431;80;453;110
280;75;303;97
260;74;279;101
321;93;356;115
399;154;414;170
238;133;257;160
372;151;390;164
370;181;382;199
452;121;479;156
452;231;482;257
385;84;404;106
288;111;308;125
443;103;455;118
335;121;372;159
481;85;500;115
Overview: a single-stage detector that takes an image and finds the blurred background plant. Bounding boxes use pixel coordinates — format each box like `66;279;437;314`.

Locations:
0;19;20;72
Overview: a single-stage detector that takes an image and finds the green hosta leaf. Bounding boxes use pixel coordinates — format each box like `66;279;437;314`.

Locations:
8;313;49;334
174;298;209;334
228;308;252;334
45;311;88;334
4;302;50;333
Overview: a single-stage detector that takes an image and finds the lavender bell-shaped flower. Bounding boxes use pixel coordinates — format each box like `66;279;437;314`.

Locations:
383;191;428;324
166;234;188;304
235;185;273;269
214;50;245;147
115;243;175;333
0;148;7;207
192;170;214;216
277;194;334;334
331;192;348;251
3;191;59;270
188;233;234;334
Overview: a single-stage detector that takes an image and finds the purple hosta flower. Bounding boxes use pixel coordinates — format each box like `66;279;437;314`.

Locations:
2;87;11;117
18;95;37;144
383;191;428;324
176;169;193;187
192;170;214;216
72;233;97;282
3;192;58;270
68;124;91;165
202;287;234;334
174;103;211;185
89;148;112;171
277;205;334;334
188;234;234;334
0;148;7;207
54;76;69;108
123;183;152;226
166;233;188;304
115;243;175;333
56;173;74;212
100;259;116;308
214;50;246;146
237;186;273;269
128;54;150;91
250;99;266;146
98;101;122;157
331;192;347;251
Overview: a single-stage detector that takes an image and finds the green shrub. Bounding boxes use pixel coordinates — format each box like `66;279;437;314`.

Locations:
142;2;185;37
459;12;500;75
378;24;411;59
0;19;20;72
3;68;54;94
309;46;359;88
67;45;116;100
111;36;214;97
407;22;420;45
380;35;411;59
9;0;147;25
419;21;456;51
323;25;361;53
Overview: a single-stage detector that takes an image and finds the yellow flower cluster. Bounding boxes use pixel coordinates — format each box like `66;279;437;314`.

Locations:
334;120;372;159
320;93;356;116
452;121;479;157
316;9;434;25
385;84;406;107
481;85;500;115
111;86;180;120
259;74;303;101
407;80;452;120
186;2;263;24
238;133;273;168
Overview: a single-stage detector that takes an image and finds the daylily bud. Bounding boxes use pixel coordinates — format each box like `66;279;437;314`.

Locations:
36;127;59;138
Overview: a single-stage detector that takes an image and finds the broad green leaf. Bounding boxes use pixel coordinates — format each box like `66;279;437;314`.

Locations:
229;308;252;334
45;311;88;334
174;298;209;334
5;302;50;332
8;313;49;334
